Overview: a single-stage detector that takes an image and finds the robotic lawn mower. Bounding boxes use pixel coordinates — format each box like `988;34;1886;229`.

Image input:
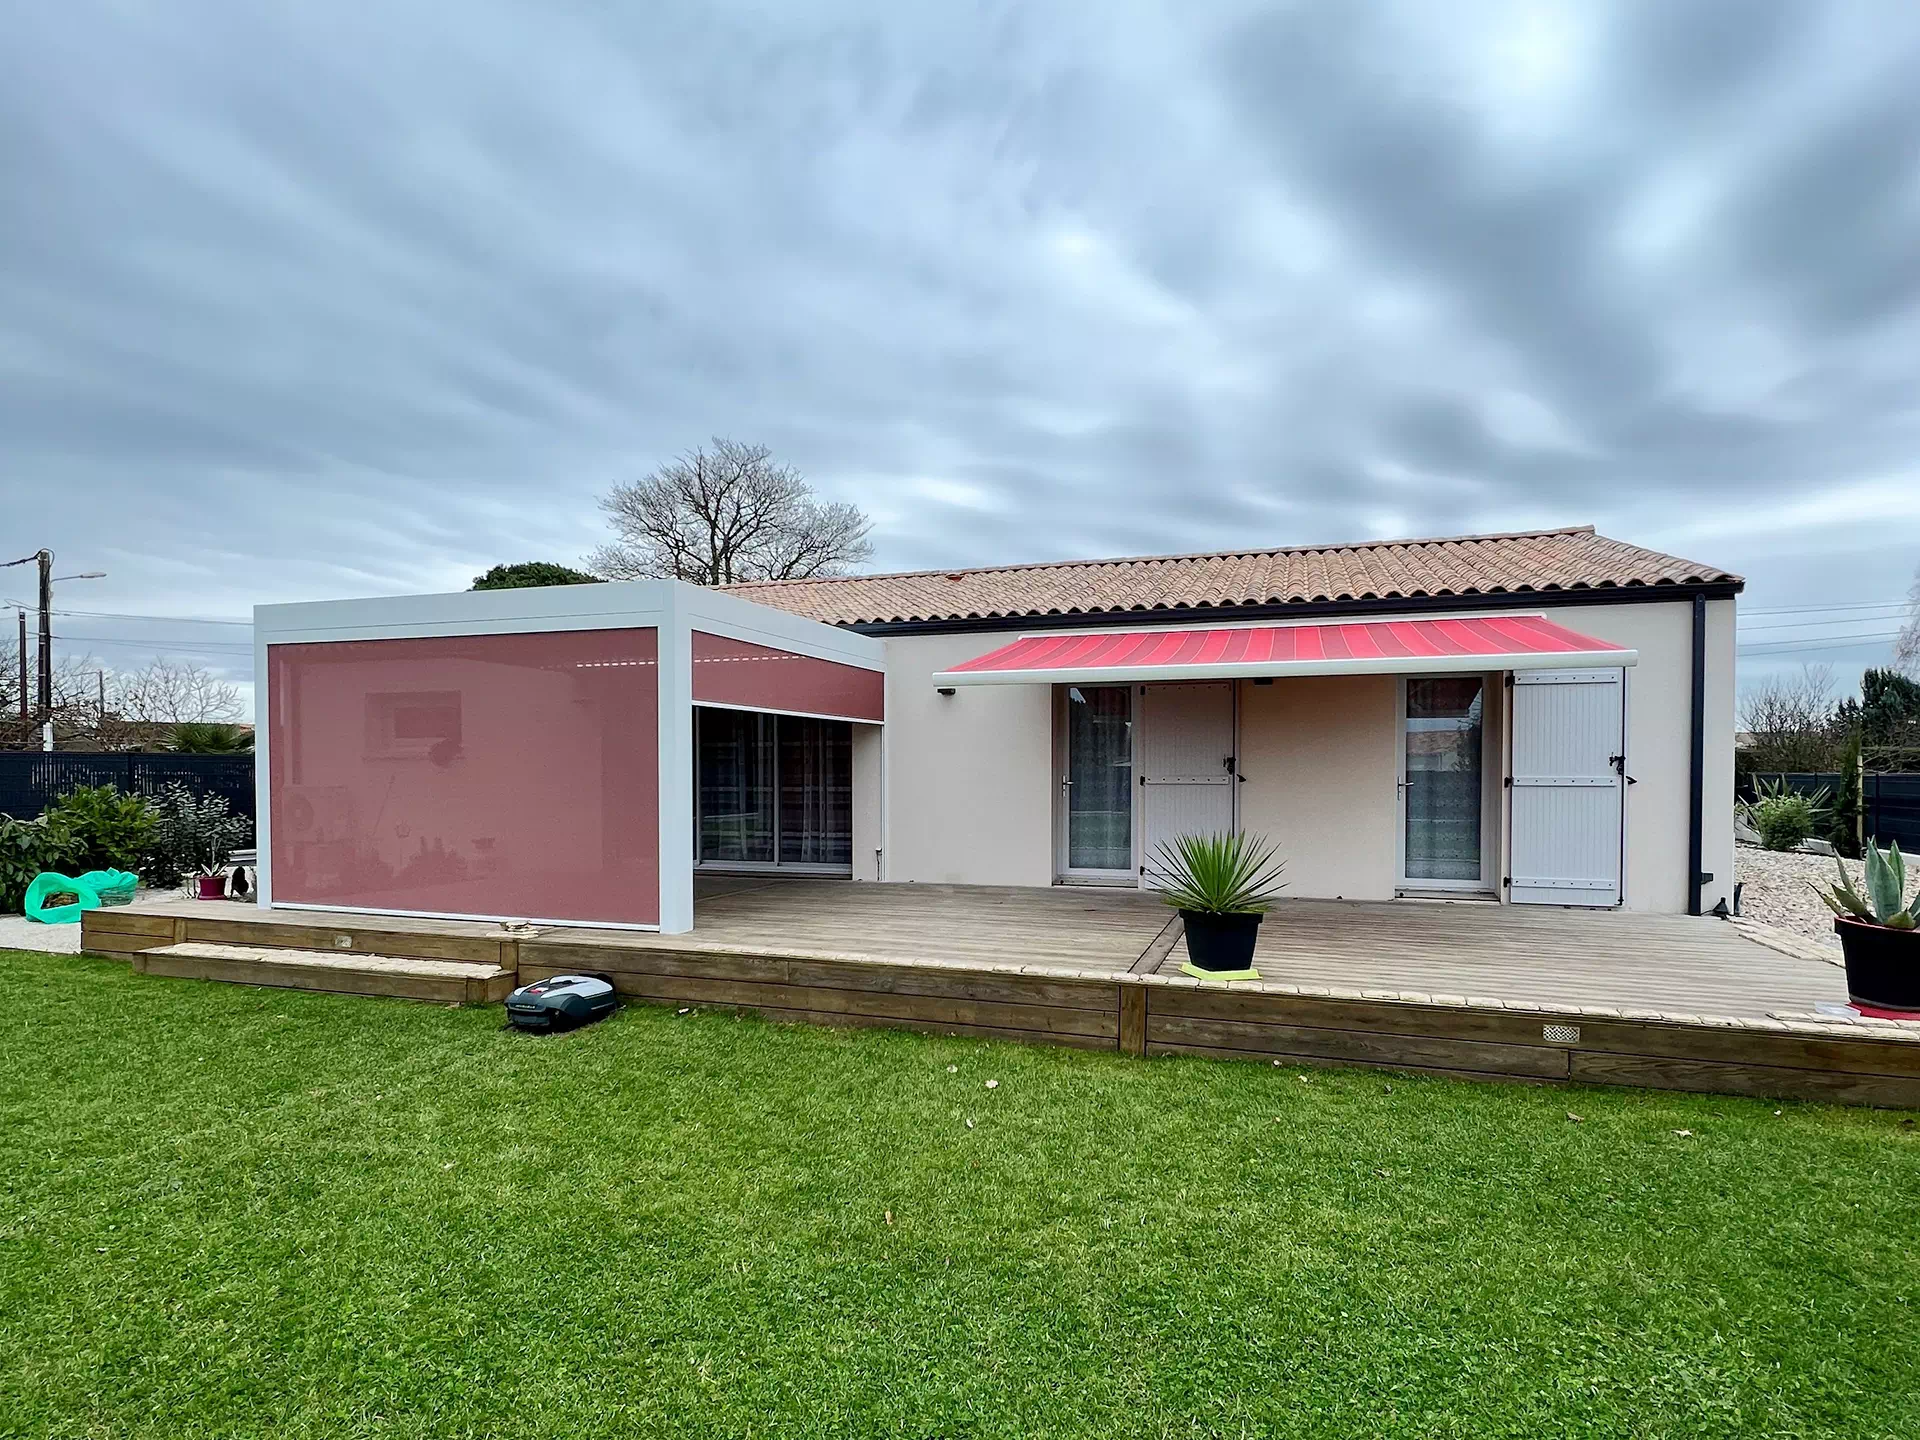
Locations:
505;974;617;1033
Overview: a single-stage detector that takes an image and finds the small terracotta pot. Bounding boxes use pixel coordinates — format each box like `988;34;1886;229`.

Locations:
196;873;227;901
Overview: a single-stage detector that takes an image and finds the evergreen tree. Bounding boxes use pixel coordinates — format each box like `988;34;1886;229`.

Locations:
471;562;602;591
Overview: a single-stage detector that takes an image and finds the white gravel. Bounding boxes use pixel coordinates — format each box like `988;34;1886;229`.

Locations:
0;910;84;953
0;886;178;955
1736;846;1860;951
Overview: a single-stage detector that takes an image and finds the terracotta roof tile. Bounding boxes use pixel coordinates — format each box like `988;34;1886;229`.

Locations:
721;525;1740;628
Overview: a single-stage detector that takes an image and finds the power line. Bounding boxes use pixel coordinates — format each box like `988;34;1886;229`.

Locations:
1738;629;1901;647
1739;613;1916;633
1738;598;1910;616
3;599;252;626
1736;631;1903;655
51;634;254;657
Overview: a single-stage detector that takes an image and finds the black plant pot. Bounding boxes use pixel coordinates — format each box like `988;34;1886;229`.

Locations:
1835;917;1920;1014
1181;909;1263;973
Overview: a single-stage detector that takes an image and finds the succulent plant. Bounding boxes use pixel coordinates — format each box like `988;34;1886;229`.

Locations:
1814;839;1920;930
1146;831;1287;915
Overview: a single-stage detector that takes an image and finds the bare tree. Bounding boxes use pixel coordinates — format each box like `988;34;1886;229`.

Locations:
587;438;873;584
1739;663;1843;773
1896;564;1920;675
5;654;243;750
113;656;244;725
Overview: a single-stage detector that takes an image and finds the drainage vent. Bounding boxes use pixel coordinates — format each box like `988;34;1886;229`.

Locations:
1542;1023;1580;1044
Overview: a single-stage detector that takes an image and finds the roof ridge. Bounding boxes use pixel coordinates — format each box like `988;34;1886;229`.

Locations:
724;524;1601;590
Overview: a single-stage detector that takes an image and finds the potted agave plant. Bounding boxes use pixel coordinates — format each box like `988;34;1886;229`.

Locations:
1814;839;1920;1015
1148;831;1287;980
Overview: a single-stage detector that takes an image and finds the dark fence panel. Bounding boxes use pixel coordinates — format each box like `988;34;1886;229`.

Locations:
1740;770;1920;850
1866;773;1920;851
1735;772;1841;802
0;753;255;824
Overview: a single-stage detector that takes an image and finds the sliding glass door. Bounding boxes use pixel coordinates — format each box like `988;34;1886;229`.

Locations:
697;709;851;872
1399;676;1487;890
1060;685;1134;879
698;709;778;863
777;714;852;865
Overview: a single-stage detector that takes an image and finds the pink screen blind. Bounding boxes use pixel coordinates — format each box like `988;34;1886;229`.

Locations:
692;631;884;722
268;628;659;925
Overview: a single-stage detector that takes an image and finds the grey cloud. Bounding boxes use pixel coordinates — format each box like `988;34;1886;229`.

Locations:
0;0;1915;697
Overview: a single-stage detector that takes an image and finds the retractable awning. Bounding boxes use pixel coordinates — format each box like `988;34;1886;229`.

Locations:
932;614;1636;687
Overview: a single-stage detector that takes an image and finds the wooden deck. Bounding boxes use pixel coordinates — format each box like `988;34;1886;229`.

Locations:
576;877;1180;973
79;880;1920;1107
1187;897;1848;1017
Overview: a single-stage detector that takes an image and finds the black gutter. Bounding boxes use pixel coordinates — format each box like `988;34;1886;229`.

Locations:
1687;592;1709;916
844;580;1744;639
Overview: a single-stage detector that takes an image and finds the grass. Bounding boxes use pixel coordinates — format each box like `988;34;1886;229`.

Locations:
2;950;1917;1439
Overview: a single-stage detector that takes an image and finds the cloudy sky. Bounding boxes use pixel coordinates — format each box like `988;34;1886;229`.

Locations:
4;0;1917;700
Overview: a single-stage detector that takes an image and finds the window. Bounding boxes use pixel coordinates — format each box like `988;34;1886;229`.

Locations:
696;709;851;870
1402;677;1485;884
778;716;852;865
1064;685;1133;873
364;691;462;762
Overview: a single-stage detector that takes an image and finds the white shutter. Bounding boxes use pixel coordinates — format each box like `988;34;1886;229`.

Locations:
1509;668;1625;906
1139;682;1235;881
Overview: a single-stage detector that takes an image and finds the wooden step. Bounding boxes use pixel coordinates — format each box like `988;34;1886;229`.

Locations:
83;904;526;967
133;942;515;1005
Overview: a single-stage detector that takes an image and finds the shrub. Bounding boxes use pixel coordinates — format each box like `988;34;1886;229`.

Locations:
43;785;160;876
0;813;83;912
1745;778;1830;852
171;722;253;754
143;782;252;887
1827;736;1863;859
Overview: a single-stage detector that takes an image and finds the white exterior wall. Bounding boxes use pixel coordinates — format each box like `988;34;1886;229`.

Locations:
873;595;1736;914
1236;674;1399;900
851;724;885;882
876;631;1055;886
1543;597;1736;914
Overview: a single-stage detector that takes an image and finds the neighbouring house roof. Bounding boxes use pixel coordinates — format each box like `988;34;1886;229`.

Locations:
722;525;1742;631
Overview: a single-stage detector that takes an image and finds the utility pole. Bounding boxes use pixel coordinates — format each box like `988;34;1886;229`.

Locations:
15;609;25;746
36;549;51;751
97;668;107;743
2;550;106;752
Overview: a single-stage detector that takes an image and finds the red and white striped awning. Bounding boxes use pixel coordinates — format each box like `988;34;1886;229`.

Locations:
932;614;1635;686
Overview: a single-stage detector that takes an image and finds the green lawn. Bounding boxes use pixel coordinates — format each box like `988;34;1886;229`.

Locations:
3;950;1917;1439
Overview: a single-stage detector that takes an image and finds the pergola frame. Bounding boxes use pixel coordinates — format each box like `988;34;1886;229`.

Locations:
253;580;885;933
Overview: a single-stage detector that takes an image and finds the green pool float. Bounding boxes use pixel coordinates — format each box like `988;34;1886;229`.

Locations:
24;873;102;924
77;869;140;906
22;869;138;923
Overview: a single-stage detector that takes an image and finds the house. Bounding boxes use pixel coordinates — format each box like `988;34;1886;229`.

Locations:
251;525;1739;932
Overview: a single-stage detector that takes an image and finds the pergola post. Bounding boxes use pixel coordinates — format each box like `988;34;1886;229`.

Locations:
657;595;696;935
